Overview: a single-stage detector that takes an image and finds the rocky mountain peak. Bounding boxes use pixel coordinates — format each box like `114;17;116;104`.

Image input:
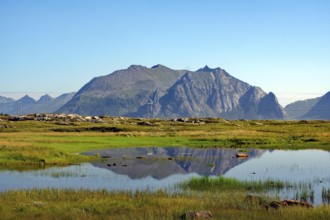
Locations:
17;95;36;104
37;94;54;104
128;64;147;71
151;64;165;69
197;65;216;72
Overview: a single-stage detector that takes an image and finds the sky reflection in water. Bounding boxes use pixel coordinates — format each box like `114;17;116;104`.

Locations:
0;148;329;205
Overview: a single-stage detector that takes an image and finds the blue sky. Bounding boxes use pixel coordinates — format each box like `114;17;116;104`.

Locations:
1;0;329;106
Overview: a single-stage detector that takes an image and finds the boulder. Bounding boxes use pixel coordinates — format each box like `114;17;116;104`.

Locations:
236;153;249;158
180;211;212;219
267;199;313;210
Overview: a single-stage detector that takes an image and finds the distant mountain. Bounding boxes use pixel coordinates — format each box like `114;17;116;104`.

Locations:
0;96;15;104
0;93;75;115
285;97;320;119
302;91;330;120
58;64;286;119
17;95;36;105
37;94;54;104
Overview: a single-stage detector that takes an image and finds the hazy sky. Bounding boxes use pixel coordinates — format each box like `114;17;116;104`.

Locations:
1;0;329;106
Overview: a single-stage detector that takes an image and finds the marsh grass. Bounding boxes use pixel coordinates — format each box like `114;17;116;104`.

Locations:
0;188;329;220
322;188;330;204
182;176;319;205
1;117;330;167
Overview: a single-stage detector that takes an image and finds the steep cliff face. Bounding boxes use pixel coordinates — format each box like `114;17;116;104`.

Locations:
239;86;267;119
157;67;251;118
151;66;285;119
257;92;287;119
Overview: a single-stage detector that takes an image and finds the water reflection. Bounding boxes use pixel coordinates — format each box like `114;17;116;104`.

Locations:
1;147;329;205
224;149;330;205
86;147;265;179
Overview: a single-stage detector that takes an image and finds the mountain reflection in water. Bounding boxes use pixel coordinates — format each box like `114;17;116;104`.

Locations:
86;147;265;179
1;148;330;205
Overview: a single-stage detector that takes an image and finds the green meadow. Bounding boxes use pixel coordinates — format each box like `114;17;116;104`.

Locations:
0;115;330;219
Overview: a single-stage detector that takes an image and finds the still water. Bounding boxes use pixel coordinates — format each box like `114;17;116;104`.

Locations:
1;147;329;205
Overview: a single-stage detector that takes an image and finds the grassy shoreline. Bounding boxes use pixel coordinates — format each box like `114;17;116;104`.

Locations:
1;117;330;167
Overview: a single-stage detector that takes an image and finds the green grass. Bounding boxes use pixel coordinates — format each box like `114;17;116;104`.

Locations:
1;117;330;167
322;188;330;204
0;187;329;220
182;176;318;204
1;117;330;219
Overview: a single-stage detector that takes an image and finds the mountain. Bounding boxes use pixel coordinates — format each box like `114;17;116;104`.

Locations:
285;97;320;119
17;95;36;105
130;66;286;119
37;94;54;104
0;96;15;104
0;93;75;115
58;64;286;119
302;91;330;120
57;64;186;116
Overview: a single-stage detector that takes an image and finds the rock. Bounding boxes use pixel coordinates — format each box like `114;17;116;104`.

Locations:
236;153;249;158
177;118;189;122
8;113;103;123
266;199;313;210
180;211;212;219
283;199;313;208
137;121;155;126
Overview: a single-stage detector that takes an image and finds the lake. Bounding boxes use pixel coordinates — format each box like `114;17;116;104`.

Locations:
1;147;329;205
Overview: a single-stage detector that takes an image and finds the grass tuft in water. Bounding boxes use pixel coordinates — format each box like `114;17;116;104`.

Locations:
322;188;330;204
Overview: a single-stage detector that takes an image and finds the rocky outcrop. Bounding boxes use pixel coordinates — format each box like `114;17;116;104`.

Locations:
8;113;103;123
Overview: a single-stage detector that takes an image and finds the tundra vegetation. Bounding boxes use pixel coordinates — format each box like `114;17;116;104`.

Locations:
0;114;329;219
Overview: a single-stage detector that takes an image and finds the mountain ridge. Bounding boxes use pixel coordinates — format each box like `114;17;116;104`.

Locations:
0;93;75;115
59;64;286;119
302;92;330;119
2;64;328;119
